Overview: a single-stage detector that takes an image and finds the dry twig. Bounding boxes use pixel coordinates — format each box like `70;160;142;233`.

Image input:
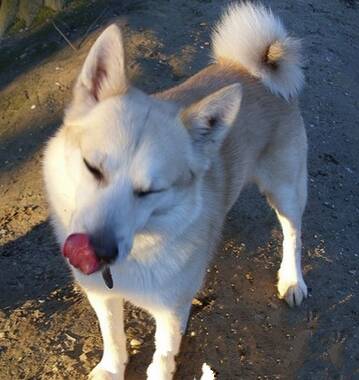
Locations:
52;20;77;51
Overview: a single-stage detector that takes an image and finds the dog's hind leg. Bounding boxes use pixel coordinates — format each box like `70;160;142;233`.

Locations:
86;292;128;380
146;306;190;380
254;128;308;307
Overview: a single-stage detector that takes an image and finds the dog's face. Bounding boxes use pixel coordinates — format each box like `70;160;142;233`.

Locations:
61;25;242;263
64;91;198;261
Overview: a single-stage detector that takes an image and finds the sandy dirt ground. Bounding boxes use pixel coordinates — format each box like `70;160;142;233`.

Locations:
0;0;358;379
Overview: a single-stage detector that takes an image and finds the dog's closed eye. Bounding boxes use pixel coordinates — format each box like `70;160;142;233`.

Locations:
134;188;165;198
83;158;104;181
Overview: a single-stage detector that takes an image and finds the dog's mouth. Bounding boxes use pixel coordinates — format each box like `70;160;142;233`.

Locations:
62;233;113;289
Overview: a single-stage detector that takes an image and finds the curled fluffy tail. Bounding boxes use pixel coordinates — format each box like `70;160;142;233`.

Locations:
212;2;304;100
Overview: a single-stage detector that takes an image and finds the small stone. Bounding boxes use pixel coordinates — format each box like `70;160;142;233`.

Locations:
192;298;203;306
245;273;254;282
31;105;36;110
130;338;142;347
65;333;76;342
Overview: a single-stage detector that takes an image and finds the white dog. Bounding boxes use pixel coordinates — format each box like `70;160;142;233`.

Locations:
43;3;308;379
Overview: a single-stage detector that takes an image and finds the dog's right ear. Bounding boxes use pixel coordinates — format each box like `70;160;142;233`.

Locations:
181;83;242;168
66;24;128;121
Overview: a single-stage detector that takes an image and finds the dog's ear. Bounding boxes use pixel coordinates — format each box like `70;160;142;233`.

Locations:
67;24;128;121
79;24;127;102
181;83;242;159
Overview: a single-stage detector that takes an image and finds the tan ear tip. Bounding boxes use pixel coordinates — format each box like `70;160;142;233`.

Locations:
224;82;243;101
106;23;121;32
230;82;242;92
101;23;123;39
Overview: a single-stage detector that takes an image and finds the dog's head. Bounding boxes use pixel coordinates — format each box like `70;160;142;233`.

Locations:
61;25;242;264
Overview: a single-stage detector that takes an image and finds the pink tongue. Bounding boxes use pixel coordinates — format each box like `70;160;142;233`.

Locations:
62;233;101;275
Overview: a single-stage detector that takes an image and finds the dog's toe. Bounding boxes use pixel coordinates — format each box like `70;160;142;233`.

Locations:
277;273;308;307
89;366;122;380
147;359;176;380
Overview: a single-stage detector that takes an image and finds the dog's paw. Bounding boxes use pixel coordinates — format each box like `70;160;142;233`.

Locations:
89;365;123;380
277;271;308;307
146;358;175;380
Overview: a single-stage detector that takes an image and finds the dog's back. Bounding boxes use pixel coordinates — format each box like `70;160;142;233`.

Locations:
158;2;305;212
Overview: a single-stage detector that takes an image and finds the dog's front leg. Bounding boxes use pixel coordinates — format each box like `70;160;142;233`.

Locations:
146;307;188;380
86;291;128;380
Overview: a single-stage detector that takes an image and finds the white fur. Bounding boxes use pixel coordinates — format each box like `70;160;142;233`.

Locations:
198;364;216;380
43;7;308;379
212;2;304;100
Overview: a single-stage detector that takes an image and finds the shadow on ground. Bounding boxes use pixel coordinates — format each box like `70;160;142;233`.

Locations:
0;220;71;312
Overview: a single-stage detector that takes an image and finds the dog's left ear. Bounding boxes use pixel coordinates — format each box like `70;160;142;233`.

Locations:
66;24;128;121
181;83;242;159
79;24;127;102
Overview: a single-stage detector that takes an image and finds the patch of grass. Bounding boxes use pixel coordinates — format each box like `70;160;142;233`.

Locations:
4;0;91;37
7;18;26;35
31;7;57;29
0;0;110;81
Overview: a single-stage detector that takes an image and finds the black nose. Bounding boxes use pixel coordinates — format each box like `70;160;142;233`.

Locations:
90;231;118;263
